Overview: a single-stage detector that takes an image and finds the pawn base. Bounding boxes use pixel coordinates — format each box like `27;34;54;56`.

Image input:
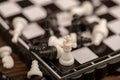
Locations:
59;58;74;66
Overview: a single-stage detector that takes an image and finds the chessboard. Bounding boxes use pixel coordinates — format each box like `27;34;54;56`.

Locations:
0;0;120;80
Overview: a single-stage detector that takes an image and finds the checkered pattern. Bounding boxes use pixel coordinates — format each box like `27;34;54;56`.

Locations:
0;0;120;77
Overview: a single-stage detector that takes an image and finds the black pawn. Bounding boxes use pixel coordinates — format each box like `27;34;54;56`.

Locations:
71;14;81;34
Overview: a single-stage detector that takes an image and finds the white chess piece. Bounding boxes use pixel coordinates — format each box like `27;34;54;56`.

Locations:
70;33;77;48
0;46;14;69
92;19;109;46
59;36;74;66
12;17;28;43
27;60;43;79
48;36;64;59
70;1;93;16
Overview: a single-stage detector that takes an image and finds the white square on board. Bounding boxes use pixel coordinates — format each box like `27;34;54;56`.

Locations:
30;0;53;6
109;6;120;19
22;23;45;39
103;35;120;51
72;47;98;64
55;0;79;10
108;20;120;34
0;2;21;17
57;12;72;27
23;6;47;21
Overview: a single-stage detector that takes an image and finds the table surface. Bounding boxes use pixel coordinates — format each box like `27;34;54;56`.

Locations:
0;37;120;80
0;36;28;80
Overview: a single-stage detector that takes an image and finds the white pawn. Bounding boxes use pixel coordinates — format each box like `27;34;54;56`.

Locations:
70;33;77;48
92;19;109;46
59;36;74;66
70;1;93;16
12;17;28;43
27;60;43;79
48;36;64;59
0;46;14;69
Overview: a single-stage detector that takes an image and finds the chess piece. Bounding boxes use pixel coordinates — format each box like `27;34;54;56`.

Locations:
92;19;109;46
47;15;61;37
70;33;77;48
30;45;58;60
70;1;93;16
12;17;28;43
59;36;74;66
48;36;64;59
27;60;43;79
0;46;14;69
71;14;81;34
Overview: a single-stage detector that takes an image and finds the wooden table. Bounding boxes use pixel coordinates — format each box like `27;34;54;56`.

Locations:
0;36;28;80
0;36;120;80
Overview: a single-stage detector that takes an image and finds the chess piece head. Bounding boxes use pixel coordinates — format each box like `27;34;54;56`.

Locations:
12;17;28;29
63;36;73;53
0;46;14;69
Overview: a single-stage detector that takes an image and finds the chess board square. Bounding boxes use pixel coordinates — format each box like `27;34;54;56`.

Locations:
103;35;120;51
95;5;108;15
99;13;116;22
72;47;98;64
109;6;120;19
43;4;61;13
57;12;72;27
85;15;100;24
30;0;53;6
22;6;47;21
17;0;33;8
88;43;113;57
22;23;45;39
55;0;79;10
59;27;69;36
113;0;120;4
108;20;120;34
101;0;117;8
0;1;21;18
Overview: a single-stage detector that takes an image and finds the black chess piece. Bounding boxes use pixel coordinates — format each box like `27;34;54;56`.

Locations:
71;14;89;34
77;35;92;48
71;14;81;34
30;44;57;60
44;19;51;38
47;14;61;37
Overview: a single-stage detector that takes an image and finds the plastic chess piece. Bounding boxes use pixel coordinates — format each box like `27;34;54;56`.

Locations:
47;15;61;37
59;36;74;66
30;45;58;60
48;36;64;59
71;14;81;34
27;60;43;80
92;19;109;46
70;33;77;48
0;46;14;69
70;1;93;16
12;17;28;43
70;33;92;48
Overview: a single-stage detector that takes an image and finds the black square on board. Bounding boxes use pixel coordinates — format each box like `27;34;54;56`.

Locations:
99;13;116;22
17;0;33;8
